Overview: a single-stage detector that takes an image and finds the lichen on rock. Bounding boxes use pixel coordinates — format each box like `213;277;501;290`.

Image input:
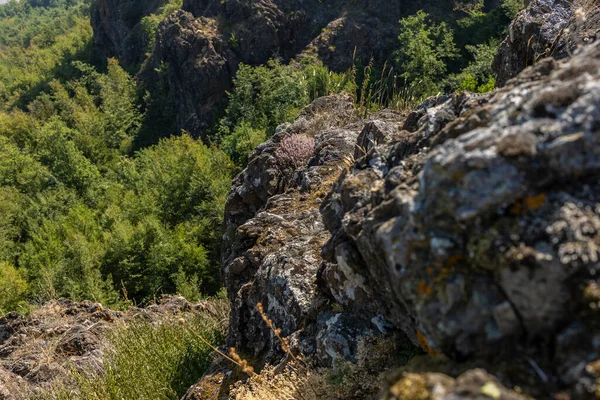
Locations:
218;40;600;398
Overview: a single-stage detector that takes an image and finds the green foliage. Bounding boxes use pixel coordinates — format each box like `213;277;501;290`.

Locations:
96;58;143;152
0;2;232;307
502;0;525;19
394;11;459;97
173;268;202;302
0;0;524;313
446;40;500;93
393;3;517;97
0;0;93;109
452;0;521;71
35;119;102;193
40;307;226;400
101;135;231;301
21;203;120;305
0;261;29;313
221;122;268;167
219;60;309;138
218;59;353;169
140;0;182;52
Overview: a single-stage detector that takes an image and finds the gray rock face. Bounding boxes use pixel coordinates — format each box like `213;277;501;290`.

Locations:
222;95;365;364
141;11;234;137
223;42;600;397
492;0;600;86
90;0;164;68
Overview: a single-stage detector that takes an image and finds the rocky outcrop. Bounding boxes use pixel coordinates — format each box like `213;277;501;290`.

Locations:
222;95;369;365
492;0;600;86
221;41;600;398
386;369;529;400
90;0;164;68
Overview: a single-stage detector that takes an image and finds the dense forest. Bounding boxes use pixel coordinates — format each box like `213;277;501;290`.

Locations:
0;0;522;313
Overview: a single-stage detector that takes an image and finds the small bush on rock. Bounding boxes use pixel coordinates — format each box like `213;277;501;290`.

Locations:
274;135;316;169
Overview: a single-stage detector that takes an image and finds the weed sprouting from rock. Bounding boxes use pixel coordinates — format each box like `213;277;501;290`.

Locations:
274;135;316;169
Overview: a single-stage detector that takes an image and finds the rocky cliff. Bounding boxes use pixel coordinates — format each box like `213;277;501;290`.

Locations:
91;0;164;68
92;0;457;138
218;26;600;400
85;0;600;398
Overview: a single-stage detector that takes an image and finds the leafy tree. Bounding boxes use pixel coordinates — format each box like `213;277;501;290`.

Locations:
394;11;459;96
220;122;267;167
34;119;101;194
21;202;120;304
0;188;25;264
219;60;309;138
446;39;499;93
97;58;143;152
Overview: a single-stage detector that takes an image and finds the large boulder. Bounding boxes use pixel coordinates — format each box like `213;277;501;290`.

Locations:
221;41;600;398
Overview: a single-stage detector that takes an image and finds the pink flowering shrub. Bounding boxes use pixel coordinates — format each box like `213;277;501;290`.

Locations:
274;134;315;169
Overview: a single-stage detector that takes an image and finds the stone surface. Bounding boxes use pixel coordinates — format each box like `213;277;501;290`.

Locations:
91;0;164;67
221;42;600;398
492;0;600;86
387;369;528;400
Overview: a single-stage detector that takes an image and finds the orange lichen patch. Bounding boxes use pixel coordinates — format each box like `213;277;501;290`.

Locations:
446;254;464;268
418;281;434;296
416;330;440;356
524;193;546;209
511;194;547;215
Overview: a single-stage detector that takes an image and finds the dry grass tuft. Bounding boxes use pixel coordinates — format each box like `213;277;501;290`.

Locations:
573;0;600;14
228;308;416;400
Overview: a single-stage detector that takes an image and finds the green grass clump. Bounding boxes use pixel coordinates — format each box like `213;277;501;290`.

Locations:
40;310;226;400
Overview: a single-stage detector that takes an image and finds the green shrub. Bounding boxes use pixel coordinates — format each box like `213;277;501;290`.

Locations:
502;0;525;19
446;40;499;93
173;267;202;302
218;59;353;169
0;261;29;313
221;122;267;167
219;60;309;137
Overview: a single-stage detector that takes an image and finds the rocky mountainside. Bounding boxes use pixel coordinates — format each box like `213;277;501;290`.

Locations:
92;0;457;137
209;4;600;399
8;0;595;399
91;0;165;67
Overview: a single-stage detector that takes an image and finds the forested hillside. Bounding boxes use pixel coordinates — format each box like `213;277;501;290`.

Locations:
0;0;232;311
0;0;523;314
